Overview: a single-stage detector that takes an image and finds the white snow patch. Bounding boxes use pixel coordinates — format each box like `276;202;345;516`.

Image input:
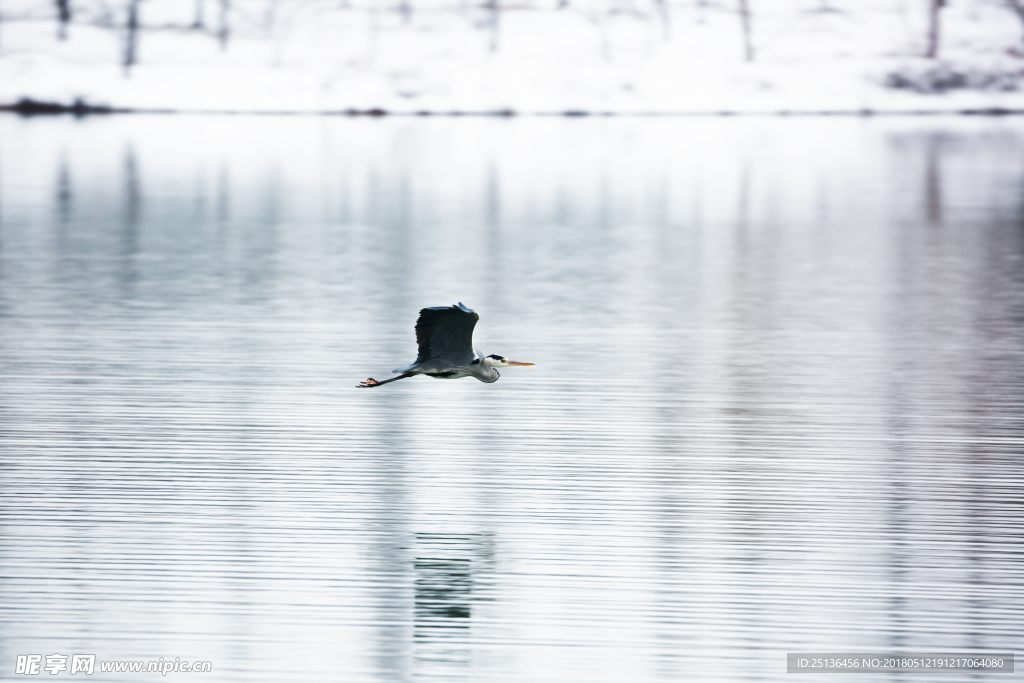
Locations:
0;0;1023;113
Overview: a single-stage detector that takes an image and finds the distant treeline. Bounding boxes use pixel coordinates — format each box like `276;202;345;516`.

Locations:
0;0;1020;74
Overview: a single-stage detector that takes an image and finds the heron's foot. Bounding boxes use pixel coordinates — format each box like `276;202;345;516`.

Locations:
357;378;380;388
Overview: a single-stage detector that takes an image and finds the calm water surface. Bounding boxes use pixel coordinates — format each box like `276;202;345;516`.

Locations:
0;115;1022;682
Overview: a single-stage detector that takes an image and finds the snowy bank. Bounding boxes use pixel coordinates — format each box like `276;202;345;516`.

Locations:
2;0;1024;114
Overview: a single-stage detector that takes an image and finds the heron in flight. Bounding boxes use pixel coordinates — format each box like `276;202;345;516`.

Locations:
358;303;534;388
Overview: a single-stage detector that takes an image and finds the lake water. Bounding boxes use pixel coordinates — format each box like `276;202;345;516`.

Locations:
0;114;1021;682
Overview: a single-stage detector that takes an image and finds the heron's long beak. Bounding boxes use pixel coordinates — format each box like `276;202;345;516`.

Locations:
508;361;534;366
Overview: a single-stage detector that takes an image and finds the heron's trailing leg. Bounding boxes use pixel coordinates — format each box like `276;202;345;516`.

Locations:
357;373;415;388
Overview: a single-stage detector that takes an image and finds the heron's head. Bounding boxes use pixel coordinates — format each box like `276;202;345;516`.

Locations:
485;354;534;369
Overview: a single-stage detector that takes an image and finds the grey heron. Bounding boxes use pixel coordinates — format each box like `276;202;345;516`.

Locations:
357;303;534;388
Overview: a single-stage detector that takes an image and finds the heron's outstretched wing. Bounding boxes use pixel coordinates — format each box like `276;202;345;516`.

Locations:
415;302;479;366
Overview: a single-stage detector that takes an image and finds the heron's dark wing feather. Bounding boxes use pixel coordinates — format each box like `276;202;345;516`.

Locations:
414;302;479;366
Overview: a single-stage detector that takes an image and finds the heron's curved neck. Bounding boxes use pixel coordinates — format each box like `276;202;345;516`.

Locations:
474;356;500;382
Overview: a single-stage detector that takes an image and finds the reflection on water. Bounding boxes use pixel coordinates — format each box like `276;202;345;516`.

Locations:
0;115;1022;682
414;533;494;677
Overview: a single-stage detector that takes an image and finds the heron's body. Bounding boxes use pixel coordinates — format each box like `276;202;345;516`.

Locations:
358;303;533;388
394;348;496;382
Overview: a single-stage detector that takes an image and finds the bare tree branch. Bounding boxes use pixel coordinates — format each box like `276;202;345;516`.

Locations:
123;0;140;76
739;0;753;61
217;0;229;50
925;0;945;58
485;0;499;52
55;0;71;40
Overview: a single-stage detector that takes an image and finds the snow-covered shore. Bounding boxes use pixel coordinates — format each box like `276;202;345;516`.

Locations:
2;0;1024;114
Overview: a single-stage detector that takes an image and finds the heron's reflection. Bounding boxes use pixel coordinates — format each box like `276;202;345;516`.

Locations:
413;533;493;671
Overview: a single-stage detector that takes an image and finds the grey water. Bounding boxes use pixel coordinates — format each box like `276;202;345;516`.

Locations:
0;114;1021;682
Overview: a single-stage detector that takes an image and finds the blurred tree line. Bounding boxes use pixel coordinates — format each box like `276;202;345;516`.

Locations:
0;0;1019;75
